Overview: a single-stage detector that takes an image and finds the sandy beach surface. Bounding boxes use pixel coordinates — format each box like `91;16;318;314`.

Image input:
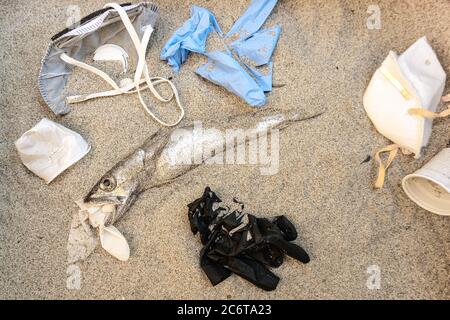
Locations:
1;0;449;299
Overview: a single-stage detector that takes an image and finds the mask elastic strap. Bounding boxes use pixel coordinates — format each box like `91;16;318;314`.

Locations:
134;19;185;126
408;107;450;119
61;53;122;91
408;94;450;119
67;78;170;103
61;51;167;100
374;144;399;189
104;3;185;127
379;67;411;100
63;4;185;127
104;3;166;101
381;67;450;119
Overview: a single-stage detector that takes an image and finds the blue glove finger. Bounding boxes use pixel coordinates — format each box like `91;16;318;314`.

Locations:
231;25;281;67
196;51;267;107
245;61;273;92
226;0;278;43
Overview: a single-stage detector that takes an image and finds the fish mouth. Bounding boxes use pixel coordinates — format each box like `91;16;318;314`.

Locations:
83;195;126;206
77;195;125;226
80;193;138;226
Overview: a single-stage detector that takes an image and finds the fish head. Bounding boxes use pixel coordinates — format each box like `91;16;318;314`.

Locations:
81;151;146;226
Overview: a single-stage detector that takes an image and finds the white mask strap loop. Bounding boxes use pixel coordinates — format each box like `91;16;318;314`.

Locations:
62;3;185;127
374;144;400;189
380;66;450;120
408;95;450;119
104;3;185;127
66;78;169;104
379;67;411;100
408;107;450;119
60;53;122;91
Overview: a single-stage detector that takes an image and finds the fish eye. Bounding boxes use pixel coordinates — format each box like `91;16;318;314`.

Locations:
100;176;116;192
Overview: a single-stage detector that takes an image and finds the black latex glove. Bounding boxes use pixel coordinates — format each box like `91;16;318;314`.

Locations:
188;187;311;292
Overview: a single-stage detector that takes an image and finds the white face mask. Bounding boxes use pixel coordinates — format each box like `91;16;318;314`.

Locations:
39;2;184;127
15;118;90;184
75;200;130;262
364;37;449;188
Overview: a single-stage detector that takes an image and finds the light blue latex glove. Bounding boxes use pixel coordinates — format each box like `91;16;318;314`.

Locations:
161;0;280;107
196;51;267;107
160;5;222;72
226;0;278;43
230;26;281;67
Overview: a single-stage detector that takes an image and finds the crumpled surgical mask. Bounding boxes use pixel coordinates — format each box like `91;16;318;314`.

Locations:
39;2;184;127
75;200;130;262
364;37;449;189
15;118;90;184
160;0;281;107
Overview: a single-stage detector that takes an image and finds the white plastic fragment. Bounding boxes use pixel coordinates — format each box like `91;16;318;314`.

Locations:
73;200;130;261
402;148;450;216
93;44;129;73
102;204;116;213
99;225;130;261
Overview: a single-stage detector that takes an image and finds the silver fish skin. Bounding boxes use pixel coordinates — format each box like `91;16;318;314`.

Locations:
82;109;323;226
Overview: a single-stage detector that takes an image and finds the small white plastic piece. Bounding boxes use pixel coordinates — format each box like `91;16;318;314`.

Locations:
94;44;129;73
119;78;133;88
89;211;106;228
87;206;100;214
99;225;130;261
101;204;116;213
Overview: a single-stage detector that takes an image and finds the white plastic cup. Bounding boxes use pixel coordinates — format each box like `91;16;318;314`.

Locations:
402;148;450;216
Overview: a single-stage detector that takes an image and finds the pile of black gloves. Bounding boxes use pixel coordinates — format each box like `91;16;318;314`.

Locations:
188;187;310;291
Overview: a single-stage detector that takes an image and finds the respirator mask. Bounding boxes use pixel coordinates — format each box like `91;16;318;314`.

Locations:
39;2;184;127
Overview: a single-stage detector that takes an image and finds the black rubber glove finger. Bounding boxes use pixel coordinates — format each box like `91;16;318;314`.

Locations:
245;245;284;268
263;245;284;268
270;237;310;264
200;255;231;286
225;256;280;291
273;216;298;241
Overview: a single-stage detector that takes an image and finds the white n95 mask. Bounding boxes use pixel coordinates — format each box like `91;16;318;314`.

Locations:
364;37;449;189
15;118;91;184
39;2;184;127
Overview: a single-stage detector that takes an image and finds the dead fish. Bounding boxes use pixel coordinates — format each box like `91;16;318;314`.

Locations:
67;109;324;263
